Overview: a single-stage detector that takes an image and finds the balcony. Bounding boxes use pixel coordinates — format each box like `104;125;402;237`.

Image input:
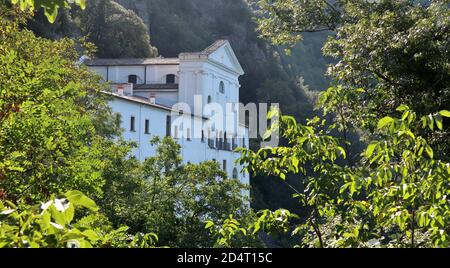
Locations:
208;139;233;152
224;142;232;151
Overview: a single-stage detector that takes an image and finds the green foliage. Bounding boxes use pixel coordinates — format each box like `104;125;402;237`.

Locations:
100;136;258;248
206;209;293;248
230;105;450;248
256;0;450;153
76;0;157;58
6;0;86;22
340;106;450;247
0;7;121;202
238;109;347;248
0;190;158;248
205;215;250;248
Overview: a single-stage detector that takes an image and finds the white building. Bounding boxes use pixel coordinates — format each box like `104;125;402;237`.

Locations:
85;40;250;186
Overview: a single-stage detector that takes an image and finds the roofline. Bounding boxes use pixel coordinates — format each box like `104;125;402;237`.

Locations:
84;58;180;67
85;40;244;75
86;63;180;67
179;40;244;76
105;92;208;120
178;57;244;76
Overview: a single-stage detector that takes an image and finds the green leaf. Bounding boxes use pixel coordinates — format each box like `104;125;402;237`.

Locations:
439;110;450;118
65;204;75;223
262;128;272;140
205;221;214;229
337;146;347;158
365;143;377;158
75;0;86;9
350;181;357;195
396;105;409;112
65;191;98;211
377;117;394;129
425;145;434;159
267;107;279;119
435;114;443;130
44;5;59;24
82;230;99;241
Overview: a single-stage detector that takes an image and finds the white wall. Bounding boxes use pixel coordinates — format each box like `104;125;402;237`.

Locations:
110;98;167;160
89;65;180;85
89;42;250;196
146;65;179;84
110;97;249;187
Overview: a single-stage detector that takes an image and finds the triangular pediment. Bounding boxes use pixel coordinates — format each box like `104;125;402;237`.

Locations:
207;41;244;75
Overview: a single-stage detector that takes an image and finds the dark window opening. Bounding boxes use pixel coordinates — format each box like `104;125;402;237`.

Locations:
166;115;171;137
207;95;212;104
232;168;238;179
166;74;175;84
219;81;225;93
130;116;136;132
223;160;227;171
128;75;138;84
144;119;150;134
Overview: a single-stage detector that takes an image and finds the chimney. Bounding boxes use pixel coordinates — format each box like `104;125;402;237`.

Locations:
149;94;156;104
117;84;124;96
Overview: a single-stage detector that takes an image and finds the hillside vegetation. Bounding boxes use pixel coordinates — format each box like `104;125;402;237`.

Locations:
27;0;333;226
2;0;449;248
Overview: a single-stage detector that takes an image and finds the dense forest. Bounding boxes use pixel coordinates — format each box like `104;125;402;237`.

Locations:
1;0;449;249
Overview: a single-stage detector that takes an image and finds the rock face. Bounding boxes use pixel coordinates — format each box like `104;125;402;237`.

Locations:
113;0;329;114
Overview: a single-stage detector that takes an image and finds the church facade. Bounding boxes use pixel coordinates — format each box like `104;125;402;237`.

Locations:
85;40;250;185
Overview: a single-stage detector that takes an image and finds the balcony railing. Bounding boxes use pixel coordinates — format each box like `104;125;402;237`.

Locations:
208;139;215;149
232;142;238;151
207;139;234;152
224;142;231;151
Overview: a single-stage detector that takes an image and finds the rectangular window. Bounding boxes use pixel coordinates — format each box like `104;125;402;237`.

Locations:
144;119;150;134
201;130;205;142
130;116;135;132
223;160;227;171
166;115;171;137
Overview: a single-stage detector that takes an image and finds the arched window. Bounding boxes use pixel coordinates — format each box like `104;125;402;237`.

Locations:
166;74;175;84
207;95;212;104
128;75;137;84
232;168;238;179
219;81;225;93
